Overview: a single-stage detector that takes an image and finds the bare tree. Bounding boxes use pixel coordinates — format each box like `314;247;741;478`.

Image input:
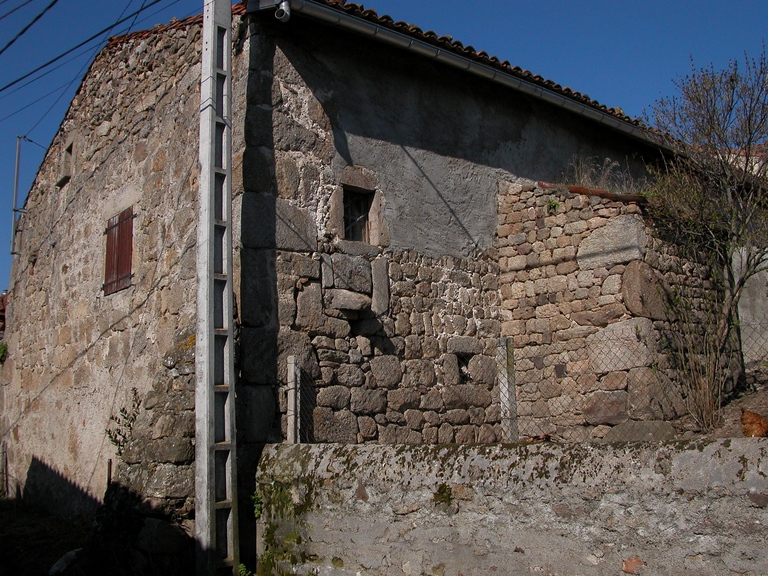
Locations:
648;49;768;428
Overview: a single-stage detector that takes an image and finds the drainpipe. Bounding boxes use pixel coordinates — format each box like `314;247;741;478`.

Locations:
259;0;671;154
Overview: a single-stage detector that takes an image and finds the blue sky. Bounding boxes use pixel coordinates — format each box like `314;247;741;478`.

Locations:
0;0;766;290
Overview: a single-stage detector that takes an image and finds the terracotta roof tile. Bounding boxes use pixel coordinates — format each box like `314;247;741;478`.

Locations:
106;1;246;46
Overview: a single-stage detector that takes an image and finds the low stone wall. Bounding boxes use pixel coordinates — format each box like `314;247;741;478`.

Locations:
254;440;768;576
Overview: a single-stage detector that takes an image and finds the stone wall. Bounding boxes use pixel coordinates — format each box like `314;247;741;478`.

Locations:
235;18;509;449
234;15;672;449
497;182;698;442
253;440;768;576
0;18;206;516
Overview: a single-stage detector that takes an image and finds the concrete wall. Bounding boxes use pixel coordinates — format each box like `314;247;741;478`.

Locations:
0;20;205;516
254;439;768;576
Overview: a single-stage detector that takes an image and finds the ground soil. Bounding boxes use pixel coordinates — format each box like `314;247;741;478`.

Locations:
703;381;768;440
0;497;90;576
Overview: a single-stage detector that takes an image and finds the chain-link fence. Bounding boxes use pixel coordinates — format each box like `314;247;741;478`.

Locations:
281;309;768;445
741;319;768;389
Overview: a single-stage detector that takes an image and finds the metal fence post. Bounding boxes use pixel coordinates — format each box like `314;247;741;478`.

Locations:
287;356;299;444
0;441;6;497
498;337;518;442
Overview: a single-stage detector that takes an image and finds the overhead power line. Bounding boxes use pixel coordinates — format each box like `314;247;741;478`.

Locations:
0;0;61;58
24;0;137;136
127;0;148;33
0;0;166;95
0;78;74;124
0;0;33;23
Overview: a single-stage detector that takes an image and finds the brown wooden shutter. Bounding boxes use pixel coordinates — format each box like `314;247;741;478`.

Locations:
103;206;133;295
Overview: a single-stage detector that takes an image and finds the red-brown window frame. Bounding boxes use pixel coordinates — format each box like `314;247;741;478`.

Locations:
103;206;134;295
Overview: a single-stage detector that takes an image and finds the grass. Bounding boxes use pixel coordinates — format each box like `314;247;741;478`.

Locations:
0;496;90;576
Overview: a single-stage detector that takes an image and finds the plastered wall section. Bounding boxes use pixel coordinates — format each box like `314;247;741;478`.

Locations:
0;21;204;515
254;439;768;576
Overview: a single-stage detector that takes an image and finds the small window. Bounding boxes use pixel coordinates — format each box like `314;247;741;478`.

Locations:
343;189;373;243
103;207;134;295
56;143;73;188
457;353;473;384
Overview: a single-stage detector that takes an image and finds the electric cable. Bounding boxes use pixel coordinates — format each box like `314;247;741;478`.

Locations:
25;0;137;136
110;0;188;37
0;42;96;101
0;79;73;125
0;0;61;58
0;0;33;23
24;60;90;135
0;0;166;95
0;0;140;102
22;136;46;150
127;0;147;33
1;0;188;134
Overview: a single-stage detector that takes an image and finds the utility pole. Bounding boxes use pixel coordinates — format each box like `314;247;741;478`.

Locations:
10;136;21;254
195;0;239;573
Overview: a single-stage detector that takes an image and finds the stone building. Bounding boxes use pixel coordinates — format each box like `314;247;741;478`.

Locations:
0;0;683;537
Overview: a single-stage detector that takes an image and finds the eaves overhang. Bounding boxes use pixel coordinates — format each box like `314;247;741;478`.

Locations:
247;0;673;154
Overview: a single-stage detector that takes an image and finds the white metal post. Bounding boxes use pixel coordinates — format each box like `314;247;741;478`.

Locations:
10;136;21;254
285;356;298;444
196;0;239;573
498;337;518;442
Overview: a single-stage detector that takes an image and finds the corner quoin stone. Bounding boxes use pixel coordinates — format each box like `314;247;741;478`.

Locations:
586;317;656;374
576;214;646;270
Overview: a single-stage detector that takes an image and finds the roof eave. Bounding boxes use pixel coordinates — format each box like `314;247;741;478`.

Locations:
247;0;672;154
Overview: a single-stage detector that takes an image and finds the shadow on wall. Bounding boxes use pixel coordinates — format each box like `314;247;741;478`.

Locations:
237;17;280;570
14;458;198;574
273;17;655;185
22;456;101;517
70;483;197;575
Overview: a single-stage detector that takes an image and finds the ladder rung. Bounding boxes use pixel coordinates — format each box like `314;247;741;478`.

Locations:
213;273;227;281
213;442;232;450
214;384;230;392
214;328;229;336
214;499;232;510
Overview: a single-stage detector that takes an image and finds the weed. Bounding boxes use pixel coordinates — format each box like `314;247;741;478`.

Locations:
433;483;453;505
546;199;559;215
252;491;263;519
567;154;648;194
106;388;141;456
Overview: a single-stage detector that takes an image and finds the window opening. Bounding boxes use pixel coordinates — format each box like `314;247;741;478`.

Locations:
343;188;373;243
103;206;134;295
457;353;473;384
56;143;73;188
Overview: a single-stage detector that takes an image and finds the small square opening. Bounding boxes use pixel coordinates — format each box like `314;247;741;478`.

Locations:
343;188;373;243
457;353;473;384
56;143;73;188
